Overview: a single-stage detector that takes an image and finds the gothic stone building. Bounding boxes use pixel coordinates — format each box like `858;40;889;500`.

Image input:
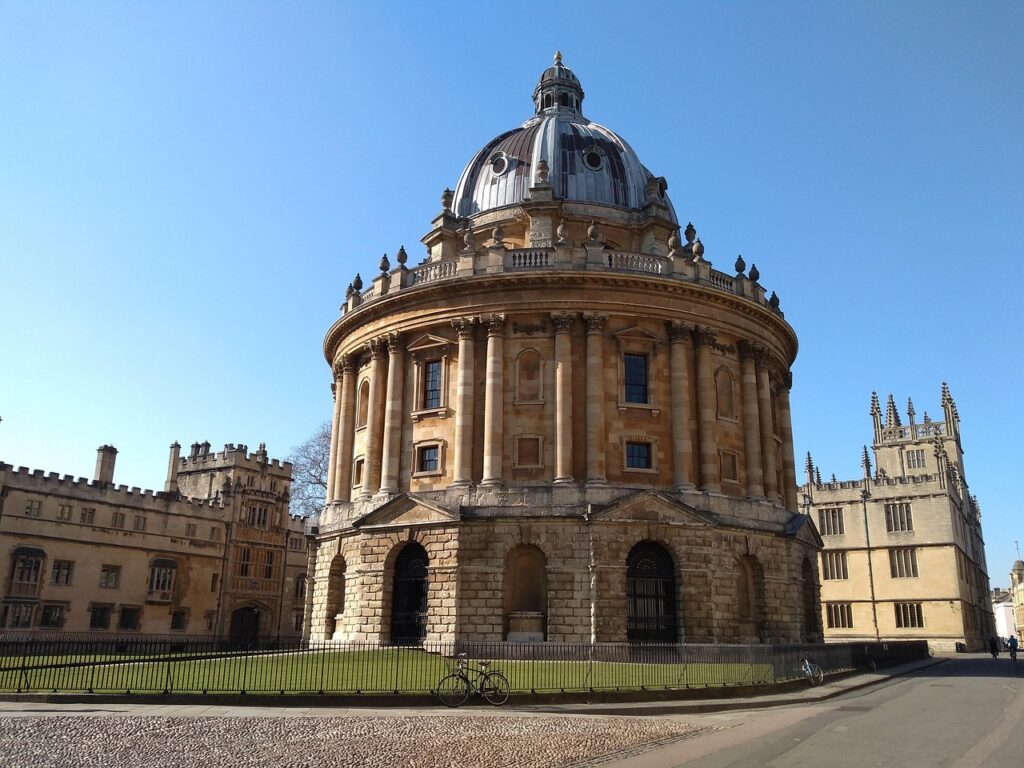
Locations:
802;386;994;653
0;442;307;640
306;56;822;646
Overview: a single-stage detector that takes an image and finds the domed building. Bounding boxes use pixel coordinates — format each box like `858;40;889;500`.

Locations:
306;55;822;646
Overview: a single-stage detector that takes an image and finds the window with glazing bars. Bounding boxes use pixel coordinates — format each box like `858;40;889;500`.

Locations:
423;360;442;408
624;354;648;404
885;502;913;532
894;602;924;628
826;603;853;628
822;551;848;580
625;441;652;469
889;548;919;578
418;445;439;472
818;508;845;536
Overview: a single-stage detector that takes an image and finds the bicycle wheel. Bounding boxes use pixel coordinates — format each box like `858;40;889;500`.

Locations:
810;664;824;686
436;674;470;708
481;671;511;706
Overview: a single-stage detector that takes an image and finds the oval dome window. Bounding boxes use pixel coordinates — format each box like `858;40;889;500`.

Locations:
491;153;509;175
584;151;602;170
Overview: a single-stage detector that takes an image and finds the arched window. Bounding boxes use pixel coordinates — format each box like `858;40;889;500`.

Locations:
390;543;429;645
559;93;568;107
148;558;177;601
515;349;542;403
543;94;552;109
626;542;678;644
716;367;736;419
356;379;370;427
325;556;345;639
503;545;547;640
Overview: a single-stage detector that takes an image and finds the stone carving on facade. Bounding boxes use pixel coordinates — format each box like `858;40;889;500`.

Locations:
484;313;506;335
666;320;691;343
463;228;476;251
582;313;608;334
451;316;477;338
549;311;576;332
555;219;568;244
367;337;387;359
691;325;718;347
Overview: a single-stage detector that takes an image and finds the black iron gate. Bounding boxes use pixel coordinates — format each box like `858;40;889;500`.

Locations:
390;543;428;645
626;542;677;644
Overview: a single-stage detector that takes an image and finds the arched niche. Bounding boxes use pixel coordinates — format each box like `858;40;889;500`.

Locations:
503;545;547;641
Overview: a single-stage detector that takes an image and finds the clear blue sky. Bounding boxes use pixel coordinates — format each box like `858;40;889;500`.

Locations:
2;3;1021;579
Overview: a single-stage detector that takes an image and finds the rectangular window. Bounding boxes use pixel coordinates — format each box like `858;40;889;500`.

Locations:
423;360;442;409
625;441;652;469
624;353;649;404
205;611;216;631
12;556;43;587
894;602;924;628
24;499;41;517
118;606;141;631
211;526;222;542
6;604;35;628
240;548;251;578
264;551;274;580
39;604;66;629
885;502;913;532
51;560;74;586
294;574;307;601
133;515;146;532
905;449;925;469
818;508;845;536
289;537;304;551
81;507;95;524
418;445;439;473
889;548;919;578
148;566;175;595
353;458;365;487
826;603;854;629
57;504;73;521
99;564;121;589
822;551;849;580
170;609;188;632
293;611;304;632
111;511;125;529
89;604;112;630
185;523;197;538
720;452;739;482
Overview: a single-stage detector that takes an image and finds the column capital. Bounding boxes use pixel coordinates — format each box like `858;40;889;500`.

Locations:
386;331;404;354
451;316;478;339
550;311;577;333
367;337;387;359
666;320;692;343
582;313;608;334
483;313;506;335
333;353;356;379
737;339;766;361
330;381;337;400
692;326;718;348
777;369;793;391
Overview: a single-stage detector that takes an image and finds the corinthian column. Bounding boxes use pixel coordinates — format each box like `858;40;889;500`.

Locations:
379;332;405;495
452;317;477;486
361;338;387;497
692;326;720;493
737;341;765;499
551;312;576;485
326;376;341;503
757;359;778;501
333;355;356;502
778;370;798;511
667;321;693;489
481;314;506;487
583;313;608;485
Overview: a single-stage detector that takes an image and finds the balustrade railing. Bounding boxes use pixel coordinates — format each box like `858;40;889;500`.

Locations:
607;251;669;275
409;259;458;285
508;249;552;269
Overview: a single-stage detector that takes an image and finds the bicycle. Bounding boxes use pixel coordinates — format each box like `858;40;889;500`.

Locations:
436;653;511;707
799;656;824;686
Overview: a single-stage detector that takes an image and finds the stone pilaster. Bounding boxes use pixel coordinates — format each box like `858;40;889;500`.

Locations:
584;313;608;485
481;314;506;487
667;321;693;489
692;326;720;493
379;332;405;495
302;537;318;642
778;370;798;511
326;375;341;503
333;355;356;502
737;340;765;499
361;338;387;497
757;359;778;501
452;317;477;486
551;312;576;484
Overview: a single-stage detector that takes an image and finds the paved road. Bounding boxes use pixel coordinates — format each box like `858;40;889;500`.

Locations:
600;654;1024;768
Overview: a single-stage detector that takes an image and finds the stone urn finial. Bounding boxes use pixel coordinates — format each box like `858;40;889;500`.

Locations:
692;238;704;261
345;283;354;299
536;158;550;184
684;222;696;244
352;273;363;291
463;228;476;250
668;230;680;253
441;187;454;212
556;218;568;244
769;291;780;309
749;263;760;282
396;245;407;265
734;254;746;275
379;253;390;273
587;221;600;241
492;225;505;245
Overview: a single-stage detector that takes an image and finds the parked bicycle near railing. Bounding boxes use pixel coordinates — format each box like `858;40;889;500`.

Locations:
436;653;510;707
799;656;824;686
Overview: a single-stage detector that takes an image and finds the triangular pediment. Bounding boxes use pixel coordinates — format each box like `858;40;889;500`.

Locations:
785;513;824;549
351;493;460;529
407;333;453;353
614;325;662;347
589;490;718;526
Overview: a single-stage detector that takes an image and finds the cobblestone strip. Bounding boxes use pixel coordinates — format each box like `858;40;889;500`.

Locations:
0;715;713;768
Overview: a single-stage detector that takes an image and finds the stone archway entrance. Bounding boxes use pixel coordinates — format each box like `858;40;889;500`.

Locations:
229;605;260;645
390;543;428;645
626;542;678;644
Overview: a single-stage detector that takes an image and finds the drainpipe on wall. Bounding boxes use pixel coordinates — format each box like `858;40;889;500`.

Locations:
861;488;881;641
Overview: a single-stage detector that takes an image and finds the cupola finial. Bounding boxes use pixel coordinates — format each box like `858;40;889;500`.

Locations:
554;50;562;64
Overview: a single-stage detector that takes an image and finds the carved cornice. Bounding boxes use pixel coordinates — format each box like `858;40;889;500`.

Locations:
483;313;506;335
666;320;691;343
451;316;477;339
550;311;576;332
692;326;717;348
582;313;608;334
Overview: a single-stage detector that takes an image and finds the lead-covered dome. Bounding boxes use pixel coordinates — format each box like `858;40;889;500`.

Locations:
453;54;677;222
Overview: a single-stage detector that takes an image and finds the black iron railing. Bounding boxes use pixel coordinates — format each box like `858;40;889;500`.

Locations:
0;635;928;695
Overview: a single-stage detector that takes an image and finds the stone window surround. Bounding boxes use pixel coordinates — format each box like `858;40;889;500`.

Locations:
355;376;371;430
714;364;738;422
351;455;365;488
719;449;740;483
615;327;662;415
620;434;659;474
117;604;142;631
39;602;68;629
512;347;545;405
409;336;453;420
412;438;446;478
170;607;190;632
512;433;545;469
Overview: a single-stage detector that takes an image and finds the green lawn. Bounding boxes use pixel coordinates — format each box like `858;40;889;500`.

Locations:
0;647;776;694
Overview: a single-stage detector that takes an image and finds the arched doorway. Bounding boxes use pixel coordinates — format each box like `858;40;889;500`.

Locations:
390;543;428;645
229;605;260;645
626;541;678;644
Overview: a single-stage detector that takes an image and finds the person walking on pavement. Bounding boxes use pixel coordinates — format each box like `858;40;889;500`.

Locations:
989;636;1000;658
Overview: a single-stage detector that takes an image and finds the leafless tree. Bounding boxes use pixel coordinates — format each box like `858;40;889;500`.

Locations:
287;421;331;517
